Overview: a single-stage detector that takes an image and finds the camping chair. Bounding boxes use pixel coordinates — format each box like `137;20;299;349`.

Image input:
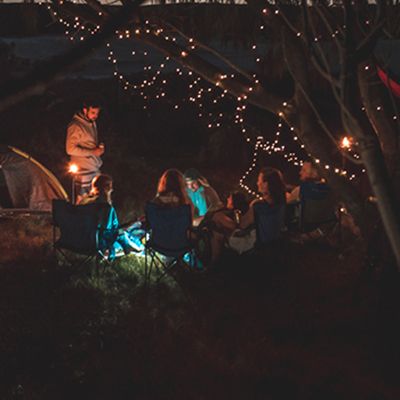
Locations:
297;182;341;244
253;202;286;248
226;203;286;257
227;202;288;269
144;202;195;288
52;199;117;272
253;202;288;263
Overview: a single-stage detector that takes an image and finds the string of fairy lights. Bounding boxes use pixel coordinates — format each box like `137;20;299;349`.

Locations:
47;4;253;137
238;120;362;196
45;2;390;198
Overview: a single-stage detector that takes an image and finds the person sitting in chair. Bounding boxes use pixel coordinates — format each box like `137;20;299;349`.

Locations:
200;190;250;261
184;168;223;226
79;174;143;259
229;167;286;253
286;161;325;204
149;168;203;269
240;167;286;229
203;190;249;235
152;168;192;208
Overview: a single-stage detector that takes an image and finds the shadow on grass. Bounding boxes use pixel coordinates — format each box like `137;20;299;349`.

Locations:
1;235;400;399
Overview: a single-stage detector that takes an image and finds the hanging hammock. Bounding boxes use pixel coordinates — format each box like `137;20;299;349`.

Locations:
377;66;400;98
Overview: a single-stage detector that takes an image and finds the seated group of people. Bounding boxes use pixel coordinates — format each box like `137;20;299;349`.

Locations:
77;161;328;263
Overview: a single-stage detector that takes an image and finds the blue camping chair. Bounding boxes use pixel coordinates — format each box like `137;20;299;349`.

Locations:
227;202;288;269
52;199;118;270
299;182;340;232
144;202;195;286
293;181;342;243
253;202;286;247
227;202;286;256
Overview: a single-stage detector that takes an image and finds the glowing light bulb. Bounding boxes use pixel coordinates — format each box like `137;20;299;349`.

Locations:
69;164;79;174
340;136;352;149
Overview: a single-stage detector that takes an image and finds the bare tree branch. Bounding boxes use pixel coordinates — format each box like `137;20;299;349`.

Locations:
85;0;111;17
137;30;285;114
162;21;254;81
0;0;143;113
282;30;362;164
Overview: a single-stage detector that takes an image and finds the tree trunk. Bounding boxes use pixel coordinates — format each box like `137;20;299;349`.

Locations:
282;30;368;234
358;61;400;191
342;55;400;270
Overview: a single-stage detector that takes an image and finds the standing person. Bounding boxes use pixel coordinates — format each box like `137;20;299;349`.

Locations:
184;168;223;226
66;97;105;203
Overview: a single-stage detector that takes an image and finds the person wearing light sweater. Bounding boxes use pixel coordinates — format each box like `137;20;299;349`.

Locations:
66;97;105;203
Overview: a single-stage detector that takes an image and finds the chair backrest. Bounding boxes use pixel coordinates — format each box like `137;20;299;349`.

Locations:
253;201;286;246
52;199;103;254
145;202;192;257
299;182;337;229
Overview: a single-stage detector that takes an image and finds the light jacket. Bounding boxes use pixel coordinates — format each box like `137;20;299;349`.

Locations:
187;185;222;219
79;194;119;253
66;112;102;174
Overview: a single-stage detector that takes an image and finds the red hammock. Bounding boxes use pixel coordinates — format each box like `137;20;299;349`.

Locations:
377;66;400;98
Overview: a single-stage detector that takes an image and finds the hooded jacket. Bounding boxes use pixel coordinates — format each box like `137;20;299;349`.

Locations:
187;184;222;219
66;112;103;174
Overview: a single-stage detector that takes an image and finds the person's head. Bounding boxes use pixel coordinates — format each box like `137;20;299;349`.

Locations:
257;167;286;205
299;161;320;182
184;168;205;192
82;97;102;122
90;174;113;203
157;168;189;204
227;191;249;214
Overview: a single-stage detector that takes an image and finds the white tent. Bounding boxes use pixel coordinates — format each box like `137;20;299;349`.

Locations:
0;146;68;214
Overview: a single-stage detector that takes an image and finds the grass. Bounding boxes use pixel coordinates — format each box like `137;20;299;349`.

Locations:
1;217;400;399
0;89;399;397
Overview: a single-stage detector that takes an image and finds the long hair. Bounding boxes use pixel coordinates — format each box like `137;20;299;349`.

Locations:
157;168;190;205
259;167;286;206
90;174;113;204
229;190;249;214
91;174;113;196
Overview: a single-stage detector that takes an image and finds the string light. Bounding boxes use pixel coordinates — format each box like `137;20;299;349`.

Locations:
49;4;366;186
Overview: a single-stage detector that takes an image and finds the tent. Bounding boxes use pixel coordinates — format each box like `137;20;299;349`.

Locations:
0;145;68;214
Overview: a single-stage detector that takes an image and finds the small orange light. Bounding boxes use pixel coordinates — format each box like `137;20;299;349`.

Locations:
341;136;352;149
68;163;79;174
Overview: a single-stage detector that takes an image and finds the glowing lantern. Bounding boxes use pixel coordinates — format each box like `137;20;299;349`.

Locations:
68;163;79;174
340;136;352;149
68;163;79;204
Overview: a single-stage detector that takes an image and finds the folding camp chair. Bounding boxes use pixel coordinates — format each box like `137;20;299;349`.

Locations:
227;202;286;257
52;199;117;271
144;202;195;288
228;202;287;268
253;202;286;248
296;182;341;243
